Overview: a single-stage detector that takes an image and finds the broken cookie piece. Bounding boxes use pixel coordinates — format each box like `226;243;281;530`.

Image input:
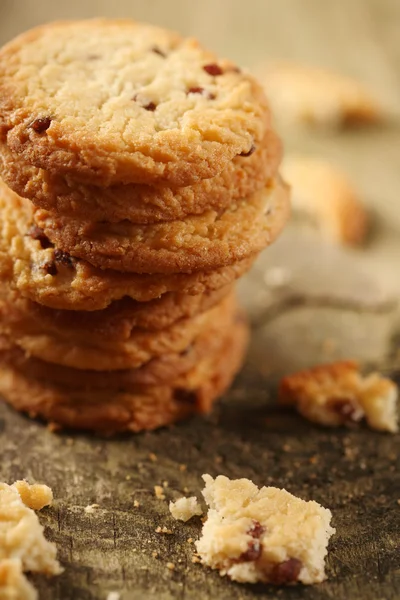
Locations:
282;156;368;246
195;474;335;585
11;480;53;511
258;62;382;128
280;361;398;433
0;482;62;575
169;497;203;522
0;559;37;600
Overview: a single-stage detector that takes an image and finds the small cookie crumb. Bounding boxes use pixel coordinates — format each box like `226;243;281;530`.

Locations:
155;526;173;535
192;555;201;564
166;562;175;571
179;464;187;472
280;361;398;433
12;481;53;511
84;504;100;514
154;486;166;500
106;593;120;600
149;453;158;462
152;551;159;559
169;497;203;522
133;500;140;508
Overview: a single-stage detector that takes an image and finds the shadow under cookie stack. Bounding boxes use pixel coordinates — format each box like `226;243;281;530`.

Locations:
0;19;289;434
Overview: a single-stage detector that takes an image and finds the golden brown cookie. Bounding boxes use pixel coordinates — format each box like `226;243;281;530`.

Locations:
0;130;282;224
0;19;270;187
0;182;255;310
0;292;236;371
0;314;248;433
34;178;290;274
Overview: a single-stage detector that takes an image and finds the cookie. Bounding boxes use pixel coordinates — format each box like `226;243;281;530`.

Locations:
34;177;290;274
279;361;398;433
0;130;282;224
0;314;248;433
0;291;236;371
0;558;37;600
195;474;335;585
257;62;382;128
282;156;368;246
0;182;255;310
0;19;271;187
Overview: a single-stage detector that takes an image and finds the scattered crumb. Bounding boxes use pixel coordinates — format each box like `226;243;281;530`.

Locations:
154;486;166;501
125;475;131;481
12;481;53;511
0;559;37;600
155;527;173;535
0;481;62;600
166;562;175;571
257;61;382;128
187;538;194;544
149;453;157;462
84;504;100;514
179;464;187;472
133;500;140;509
152;551;159;559
195;474;335;585
169;497;203;522
183;487;190;494
280;361;398;433
162;481;169;489
282;156;368;246
106;593;120;600
192;555;201;564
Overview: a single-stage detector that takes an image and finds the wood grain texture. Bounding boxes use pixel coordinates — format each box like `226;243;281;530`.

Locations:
1;0;400;598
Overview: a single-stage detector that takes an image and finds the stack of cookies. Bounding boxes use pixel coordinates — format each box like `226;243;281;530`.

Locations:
0;20;289;433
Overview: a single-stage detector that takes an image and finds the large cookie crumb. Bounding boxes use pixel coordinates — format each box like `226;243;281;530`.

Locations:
280;361;398;433
195;474;335;585
169;497;203;522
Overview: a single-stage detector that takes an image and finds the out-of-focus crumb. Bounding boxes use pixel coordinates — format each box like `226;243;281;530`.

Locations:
149;453;157;462
282;156;368;246
162;481;169;489
166;562;175;570
257;62;383;128
192;555;201;564
187;538;194;544
133;500;140;508
179;464;187;472
84;504;100;514
154;486;166;500
152;551;159;559
12;481;53;511
280;361;398;433
155;526;173;534
169;497;203;522
106;593;120;600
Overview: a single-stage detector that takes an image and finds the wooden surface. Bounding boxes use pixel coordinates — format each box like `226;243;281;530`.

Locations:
1;1;400;599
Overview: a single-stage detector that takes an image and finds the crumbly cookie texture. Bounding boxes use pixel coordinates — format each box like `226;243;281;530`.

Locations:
0;559;37;600
280;361;398;433
0;314;248;433
11;480;53;511
0;181;255;310
282;156;368;246
0;130;282;224
195;475;335;585
259;62;382;128
169;497;203;522
0;19;270;186
0;481;62;575
34;178;290;274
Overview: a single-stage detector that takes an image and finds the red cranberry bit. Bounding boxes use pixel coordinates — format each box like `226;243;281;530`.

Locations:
30;117;52;133
248;520;265;539
240;539;262;562
174;388;198;404
240;144;256;157
54;249;75;268
132;95;157;111
152;46;166;58
270;558;303;584
203;63;223;76
187;87;216;100
43;261;58;276
326;397;363;422
26;225;53;249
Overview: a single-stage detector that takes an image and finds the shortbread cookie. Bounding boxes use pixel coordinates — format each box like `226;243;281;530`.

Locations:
195;475;335;585
280;361;398;433
0;559;37;600
282;156;368;246
0;292;236;371
34;178;290;274
0;130;282;224
0;19;271;187
0;315;248;433
259;62;382;128
0;183;255;310
0;482;61;575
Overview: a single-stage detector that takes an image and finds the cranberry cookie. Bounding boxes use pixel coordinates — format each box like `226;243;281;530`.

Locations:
0;19;270;186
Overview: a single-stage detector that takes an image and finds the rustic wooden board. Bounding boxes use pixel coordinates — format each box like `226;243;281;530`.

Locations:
1;0;400;598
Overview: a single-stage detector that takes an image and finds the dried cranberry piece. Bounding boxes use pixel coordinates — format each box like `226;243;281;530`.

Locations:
240;539;262;562
26;225;53;249
240;144;256;157
54;249;75;268
175;388;197;404
203;63;223;76
43;261;58;276
30;117;51;133
248;520;265;539
326;397;363;422
270;558;302;584
152;46;166;58
132;95;157;111
187;87;216;99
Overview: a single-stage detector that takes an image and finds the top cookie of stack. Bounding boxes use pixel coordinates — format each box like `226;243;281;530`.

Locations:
0;19;285;280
